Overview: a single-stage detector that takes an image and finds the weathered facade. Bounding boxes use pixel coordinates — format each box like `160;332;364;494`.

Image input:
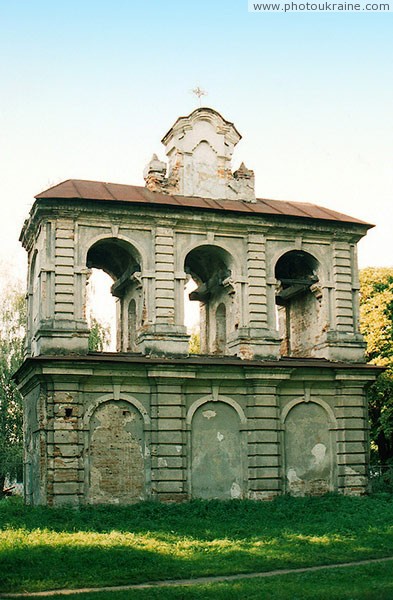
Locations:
16;108;378;506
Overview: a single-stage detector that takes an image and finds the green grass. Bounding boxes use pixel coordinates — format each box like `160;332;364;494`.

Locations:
16;561;393;600
1;494;393;594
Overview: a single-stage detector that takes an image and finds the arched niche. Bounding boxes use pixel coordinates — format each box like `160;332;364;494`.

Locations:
215;303;227;354
85;238;143;352
283;400;336;497
87;400;147;504
191;141;218;197
274;250;322;357
127;299;137;351
27;250;39;343
184;244;236;355
190;400;244;500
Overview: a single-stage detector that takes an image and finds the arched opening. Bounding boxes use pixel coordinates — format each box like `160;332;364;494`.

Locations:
86;238;142;352
275;250;321;357
86;269;114;351
184;245;235;355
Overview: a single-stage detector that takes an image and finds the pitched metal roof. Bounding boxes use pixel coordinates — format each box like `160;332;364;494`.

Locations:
35;179;372;227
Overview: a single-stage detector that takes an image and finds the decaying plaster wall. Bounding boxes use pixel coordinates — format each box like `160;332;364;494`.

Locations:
23;385;44;505
284;402;334;496
17;359;375;506
89;401;146;504
191;401;244;500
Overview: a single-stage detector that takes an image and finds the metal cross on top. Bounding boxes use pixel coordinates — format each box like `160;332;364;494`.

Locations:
191;86;207;106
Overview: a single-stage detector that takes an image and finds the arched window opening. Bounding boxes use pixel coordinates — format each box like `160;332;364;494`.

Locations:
86;238;142;352
275;250;321;358
86;269;115;351
184;245;234;355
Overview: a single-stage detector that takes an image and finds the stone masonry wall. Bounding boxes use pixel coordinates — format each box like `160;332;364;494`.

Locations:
19;359;374;506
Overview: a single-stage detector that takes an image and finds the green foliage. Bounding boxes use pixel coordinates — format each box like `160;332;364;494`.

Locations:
1;496;393;593
367;367;393;465
0;284;25;496
359;267;393;464
370;463;393;494
359;267;393;366
88;316;111;352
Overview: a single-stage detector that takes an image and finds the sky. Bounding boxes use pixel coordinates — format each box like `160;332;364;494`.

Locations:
1;0;392;287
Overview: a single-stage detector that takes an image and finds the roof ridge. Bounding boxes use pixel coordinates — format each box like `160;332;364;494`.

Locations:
102;182;117;201
70;180;82;198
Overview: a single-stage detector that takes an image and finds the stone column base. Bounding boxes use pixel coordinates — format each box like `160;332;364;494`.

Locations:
32;320;90;356
228;327;281;360
137;324;190;357
313;331;366;362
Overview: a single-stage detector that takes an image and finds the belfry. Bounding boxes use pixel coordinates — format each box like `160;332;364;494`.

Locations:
17;107;378;505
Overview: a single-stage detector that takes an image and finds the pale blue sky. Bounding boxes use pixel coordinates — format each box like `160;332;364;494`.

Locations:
1;1;392;273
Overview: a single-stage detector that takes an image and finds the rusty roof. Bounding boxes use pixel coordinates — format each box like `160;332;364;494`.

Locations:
35;179;372;227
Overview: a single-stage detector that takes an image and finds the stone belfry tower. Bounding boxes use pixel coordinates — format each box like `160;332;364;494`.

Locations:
17;107;378;506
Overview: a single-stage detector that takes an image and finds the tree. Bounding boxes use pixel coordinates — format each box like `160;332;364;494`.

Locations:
0;282;25;497
359;267;393;464
88;315;111;352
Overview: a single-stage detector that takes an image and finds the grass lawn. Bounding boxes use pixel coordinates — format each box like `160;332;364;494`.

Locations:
1;494;393;594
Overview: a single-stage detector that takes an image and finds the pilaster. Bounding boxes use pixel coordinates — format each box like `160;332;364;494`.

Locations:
47;383;83;506
149;368;195;501
34;219;89;355
335;371;376;495
314;241;365;362
228;233;280;359
138;226;189;356
245;370;292;500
